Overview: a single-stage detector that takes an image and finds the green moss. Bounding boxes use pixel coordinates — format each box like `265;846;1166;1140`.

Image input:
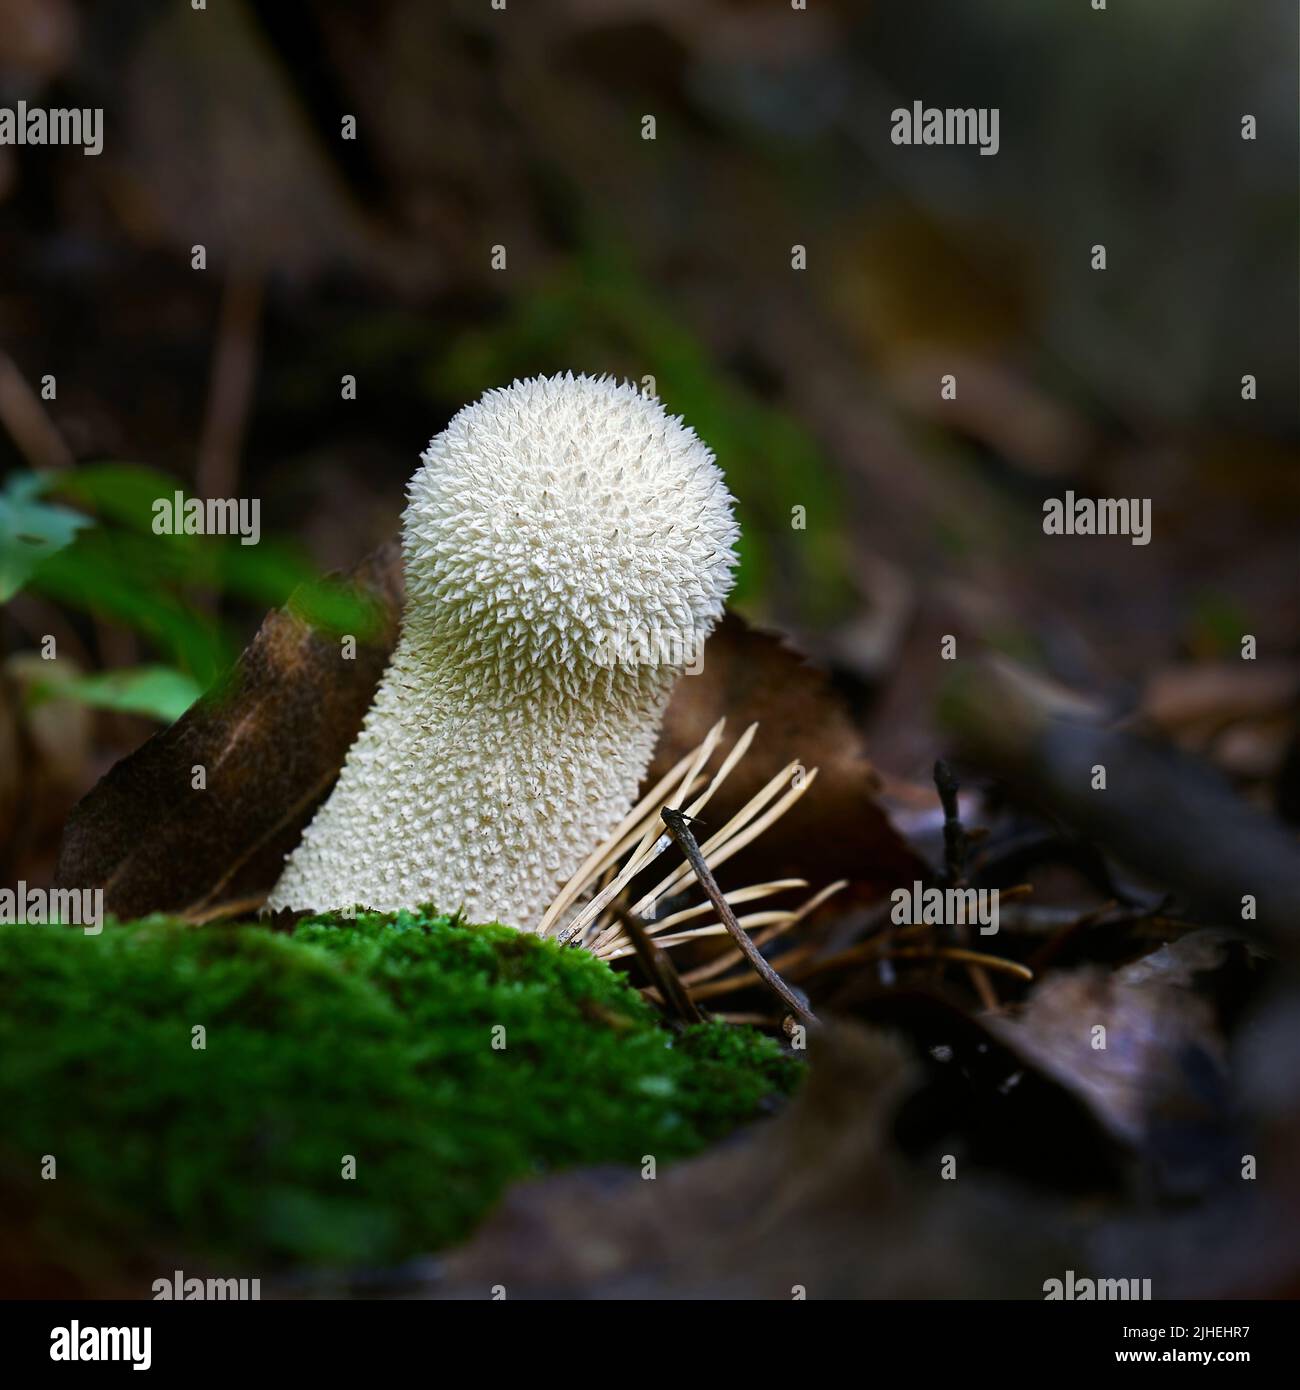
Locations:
0;909;797;1271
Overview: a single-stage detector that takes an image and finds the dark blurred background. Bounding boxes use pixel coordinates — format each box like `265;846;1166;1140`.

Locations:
2;0;1298;886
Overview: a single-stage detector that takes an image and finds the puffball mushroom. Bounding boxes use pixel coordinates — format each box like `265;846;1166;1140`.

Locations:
268;373;739;928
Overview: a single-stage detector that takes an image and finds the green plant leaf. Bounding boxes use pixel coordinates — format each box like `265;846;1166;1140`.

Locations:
29;532;233;683
0;472;94;602
29;665;205;723
48;461;184;534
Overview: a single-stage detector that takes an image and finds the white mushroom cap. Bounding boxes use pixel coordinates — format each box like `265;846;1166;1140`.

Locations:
404;372;737;675
268;373;738;928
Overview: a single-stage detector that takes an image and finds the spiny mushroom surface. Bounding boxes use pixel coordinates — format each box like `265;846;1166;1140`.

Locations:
268;373;738;927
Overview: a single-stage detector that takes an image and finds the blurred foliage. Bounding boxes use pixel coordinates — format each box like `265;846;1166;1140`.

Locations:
8;463;387;717
26;665;205;725
0;473;92;603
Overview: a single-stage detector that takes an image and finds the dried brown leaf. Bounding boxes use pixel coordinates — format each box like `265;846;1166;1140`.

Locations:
983;931;1251;1176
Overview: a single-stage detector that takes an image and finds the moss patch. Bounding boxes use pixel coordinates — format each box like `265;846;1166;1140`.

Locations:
0;909;797;1272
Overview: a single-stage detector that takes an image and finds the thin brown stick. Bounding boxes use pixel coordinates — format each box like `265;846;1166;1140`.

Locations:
884;946;1033;981
611;903;704;1025
661;808;817;1028
679;919;792;987
0;350;74;470
934;758;967;888
933;758;997;1009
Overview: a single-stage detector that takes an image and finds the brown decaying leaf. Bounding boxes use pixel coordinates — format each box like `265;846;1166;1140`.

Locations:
56;552;918;925
984;931;1247;1161
53;542;403;922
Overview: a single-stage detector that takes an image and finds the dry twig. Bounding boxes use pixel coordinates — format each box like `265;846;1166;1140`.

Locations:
661;807;818;1029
